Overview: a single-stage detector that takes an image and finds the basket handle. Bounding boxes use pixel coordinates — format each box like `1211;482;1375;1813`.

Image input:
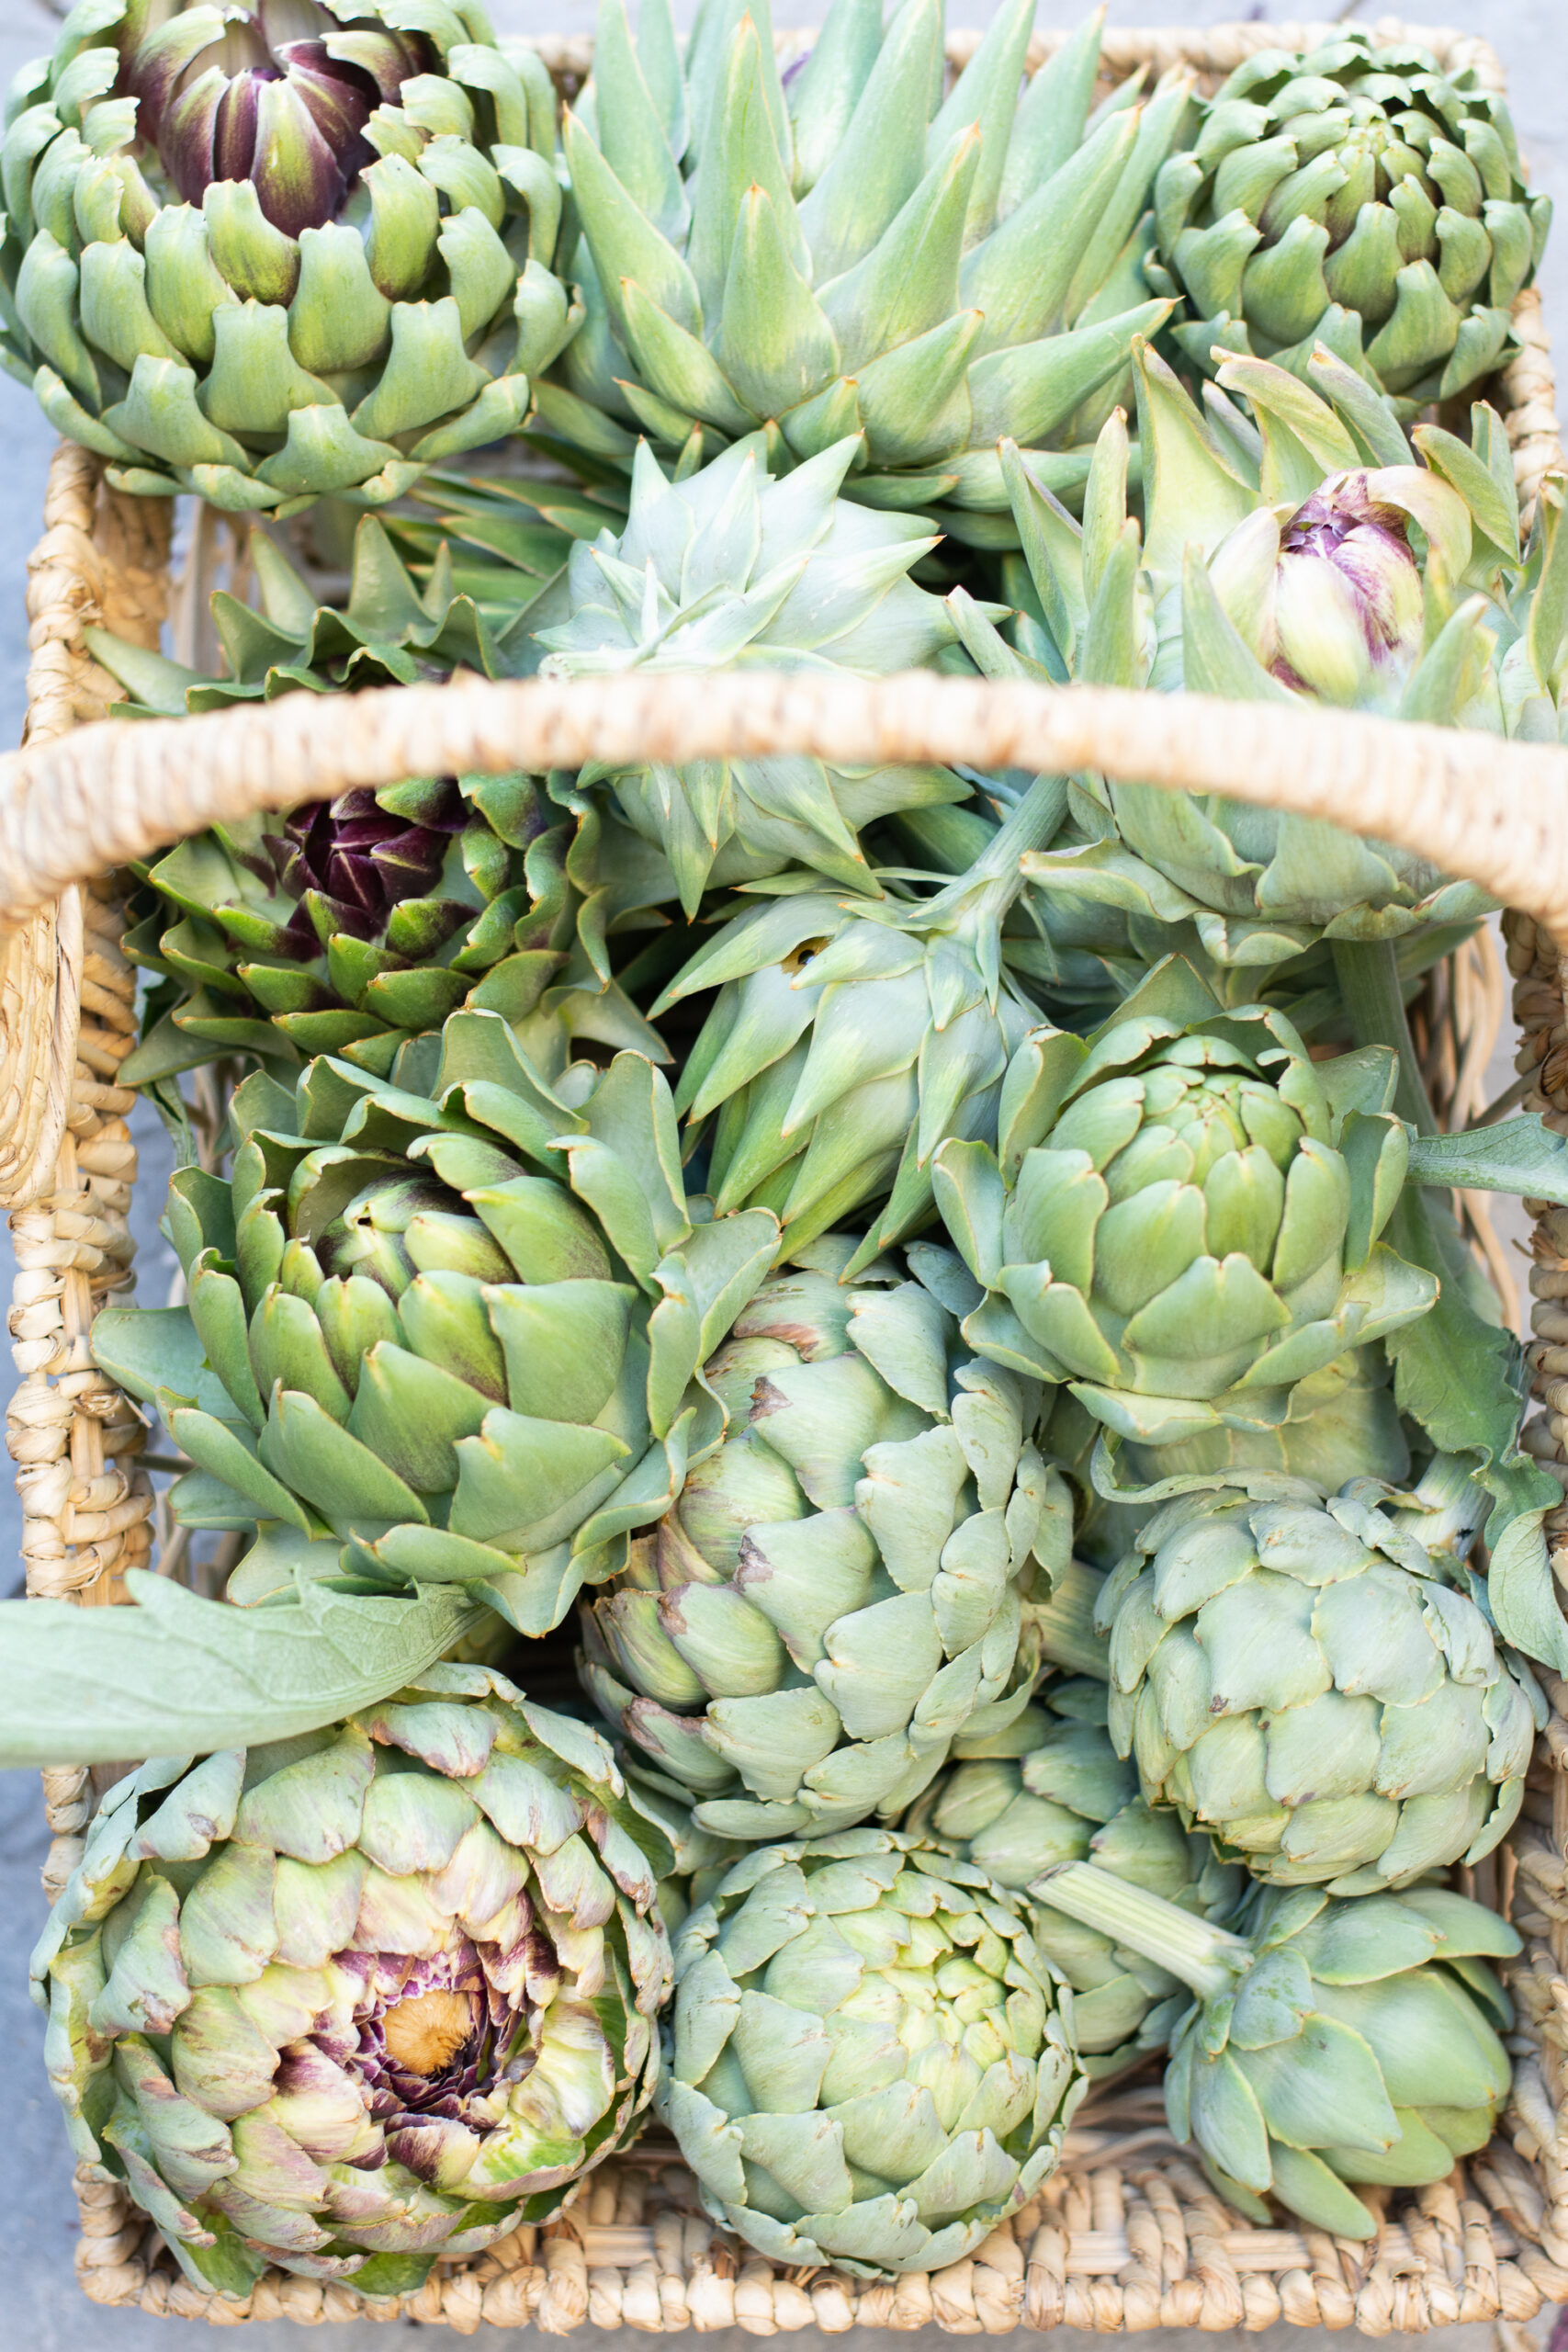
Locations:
1;668;1567;936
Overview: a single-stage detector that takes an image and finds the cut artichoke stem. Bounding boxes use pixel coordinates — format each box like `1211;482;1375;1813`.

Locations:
1032;1860;1247;2000
1328;936;1438;1137
1400;1449;1489;1555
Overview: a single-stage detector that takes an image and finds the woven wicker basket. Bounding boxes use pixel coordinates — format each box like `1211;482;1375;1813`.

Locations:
6;16;1568;2335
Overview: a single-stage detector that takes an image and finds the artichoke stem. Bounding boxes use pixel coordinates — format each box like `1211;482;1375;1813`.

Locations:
1329;938;1438;1136
932;770;1071;920
1031;1862;1247;1999
1399;1449;1487;1555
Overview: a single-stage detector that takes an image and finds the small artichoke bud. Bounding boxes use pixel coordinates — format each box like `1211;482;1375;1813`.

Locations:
1269;473;1427;707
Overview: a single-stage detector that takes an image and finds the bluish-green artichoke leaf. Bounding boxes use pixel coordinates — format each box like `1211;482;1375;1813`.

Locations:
1406;1113;1568;1204
1188;2048;1271;2191
0;1570;487;1769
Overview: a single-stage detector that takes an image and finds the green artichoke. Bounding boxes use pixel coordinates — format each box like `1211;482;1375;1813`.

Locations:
652;763;1071;1270
1097;1453;1546;1892
92;1021;780;1633
580;1236;1066;1838
1033;1864;1518;2239
905;1676;1245;2075
949;344;1542;989
1145;31;1551;407
1;1;577;512
932;953;1437;1470
660;1829;1085;2274
30;1666;671;2297
527;432;977;912
88;514;671;1090
546;0;1177;534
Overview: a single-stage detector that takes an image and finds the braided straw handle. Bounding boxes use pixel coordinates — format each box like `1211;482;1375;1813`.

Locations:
3;666;1568;933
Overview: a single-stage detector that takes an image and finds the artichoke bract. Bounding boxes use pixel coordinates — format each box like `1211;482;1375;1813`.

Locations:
30;1667;671;2298
660;1830;1085;2275
1146;32;1551;407
2;1;577;511
580;1237;1065;1839
547;0;1177;531
527;433;975;913
1034;1865;1518;2238
932;954;1437;1467
92;1020;779;1633
1096;1455;1546;1893
905;1678;1244;2075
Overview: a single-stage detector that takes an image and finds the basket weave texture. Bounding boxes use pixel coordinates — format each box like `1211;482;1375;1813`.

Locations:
5;17;1568;2334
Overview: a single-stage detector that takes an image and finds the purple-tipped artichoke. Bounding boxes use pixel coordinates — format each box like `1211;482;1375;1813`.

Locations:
123;0;427;238
0;2;578;511
30;1667;673;2300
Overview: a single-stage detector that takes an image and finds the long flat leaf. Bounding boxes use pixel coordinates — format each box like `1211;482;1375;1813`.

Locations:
1407;1114;1568;1204
0;1575;487;1769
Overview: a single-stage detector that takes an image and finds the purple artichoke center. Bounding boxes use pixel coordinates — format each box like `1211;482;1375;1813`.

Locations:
324;1941;534;2179
122;4;431;237
265;781;469;953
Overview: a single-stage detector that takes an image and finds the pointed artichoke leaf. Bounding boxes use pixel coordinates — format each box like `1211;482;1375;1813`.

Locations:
1406;1114;1568;1204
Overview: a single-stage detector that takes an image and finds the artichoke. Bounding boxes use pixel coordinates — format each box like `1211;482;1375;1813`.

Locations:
580;1237;1066;1839
1096;1453;1546;1893
949;345;1540;989
660;1829;1085;2274
905;1676;1245;2075
527;432;977;912
89;515;671;1089
1145;31;1551;407
1034;1864;1518;2239
92;1021;780;1632
652;763;1070;1269
30;1666;671;2296
932;953;1437;1471
1;1;577;511
547;0;1178;532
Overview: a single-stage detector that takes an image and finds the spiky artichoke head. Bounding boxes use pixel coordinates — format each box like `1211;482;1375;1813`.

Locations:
1034;1866;1519;2239
2;0;577;511
528;433;976;911
92;1022;780;1632
544;0;1177;531
579;1238;1066;1840
950;342;1568;978
933;955;1438;1470
1146;30;1550;408
659;1829;1086;2275
29;1668;671;2300
1094;1455;1546;1894
905;1677;1245;2074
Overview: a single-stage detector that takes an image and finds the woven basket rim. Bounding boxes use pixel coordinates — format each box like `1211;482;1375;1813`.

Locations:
8;10;1568;2334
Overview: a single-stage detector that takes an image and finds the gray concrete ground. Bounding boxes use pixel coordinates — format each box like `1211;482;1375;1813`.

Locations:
0;0;1562;2341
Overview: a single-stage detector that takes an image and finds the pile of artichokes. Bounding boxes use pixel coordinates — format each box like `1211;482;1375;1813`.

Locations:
8;0;1567;2304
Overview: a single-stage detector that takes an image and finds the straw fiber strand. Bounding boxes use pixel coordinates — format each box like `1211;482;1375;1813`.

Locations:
7;13;1568;2331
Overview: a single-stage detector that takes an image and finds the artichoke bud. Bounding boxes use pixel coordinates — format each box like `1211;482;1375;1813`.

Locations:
1269;473;1431;707
659;1832;1086;2276
934;956;1437;1466
5;2;574;505
93;1023;781;1631
530;433;976;915
581;1238;1047;1842
1032;1862;1520;2239
30;1674;672;2290
1095;1453;1548;1894
1149;29;1545;406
